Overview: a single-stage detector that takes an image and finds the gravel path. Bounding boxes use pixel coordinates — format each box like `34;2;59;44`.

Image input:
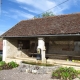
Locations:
0;68;55;80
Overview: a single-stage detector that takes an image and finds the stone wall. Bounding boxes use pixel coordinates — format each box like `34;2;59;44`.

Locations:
18;63;60;74
48;41;80;56
5;38;29;59
4;37;38;59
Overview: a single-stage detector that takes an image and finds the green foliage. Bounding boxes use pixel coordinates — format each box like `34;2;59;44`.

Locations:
8;61;19;68
77;70;80;74
0;64;12;70
0;61;11;70
22;61;54;66
0;56;2;61
0;61;19;70
42;11;54;17
52;67;80;80
0;61;6;66
34;11;54;18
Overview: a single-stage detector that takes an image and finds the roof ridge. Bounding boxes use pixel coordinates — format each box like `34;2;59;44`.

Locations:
21;12;80;22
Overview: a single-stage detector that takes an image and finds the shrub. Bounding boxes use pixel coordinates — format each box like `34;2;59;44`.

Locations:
52;67;80;80
0;61;8;70
0;61;19;70
0;61;6;66
0;64;12;70
8;61;19;68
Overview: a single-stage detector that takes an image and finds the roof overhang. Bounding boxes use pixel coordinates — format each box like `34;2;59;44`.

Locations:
1;33;80;38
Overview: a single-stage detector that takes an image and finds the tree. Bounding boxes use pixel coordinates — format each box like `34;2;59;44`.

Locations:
34;11;54;18
42;11;54;17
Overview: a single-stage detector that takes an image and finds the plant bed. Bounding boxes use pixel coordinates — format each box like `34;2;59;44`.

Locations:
52;67;80;80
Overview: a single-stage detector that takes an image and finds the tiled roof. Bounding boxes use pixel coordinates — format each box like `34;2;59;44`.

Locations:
1;13;80;37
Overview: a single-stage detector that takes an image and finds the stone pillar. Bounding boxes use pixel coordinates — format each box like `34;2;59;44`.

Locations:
3;39;7;61
37;38;46;63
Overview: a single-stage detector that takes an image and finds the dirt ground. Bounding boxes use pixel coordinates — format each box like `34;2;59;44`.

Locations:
0;68;55;80
0;68;79;80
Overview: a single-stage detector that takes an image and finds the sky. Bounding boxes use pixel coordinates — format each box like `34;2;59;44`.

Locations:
0;0;80;35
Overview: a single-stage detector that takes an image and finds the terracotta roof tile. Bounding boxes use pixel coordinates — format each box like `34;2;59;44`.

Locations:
1;13;80;37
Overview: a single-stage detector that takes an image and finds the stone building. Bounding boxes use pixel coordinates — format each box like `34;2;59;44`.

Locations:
1;13;80;63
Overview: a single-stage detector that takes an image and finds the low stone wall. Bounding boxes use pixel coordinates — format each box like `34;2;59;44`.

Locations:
18;63;60;74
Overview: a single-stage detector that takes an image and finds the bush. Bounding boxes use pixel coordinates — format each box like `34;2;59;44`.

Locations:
0;61;10;70
52;67;80;80
0;61;19;70
0;56;2;61
8;61;19;68
0;64;12;70
0;61;6;66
